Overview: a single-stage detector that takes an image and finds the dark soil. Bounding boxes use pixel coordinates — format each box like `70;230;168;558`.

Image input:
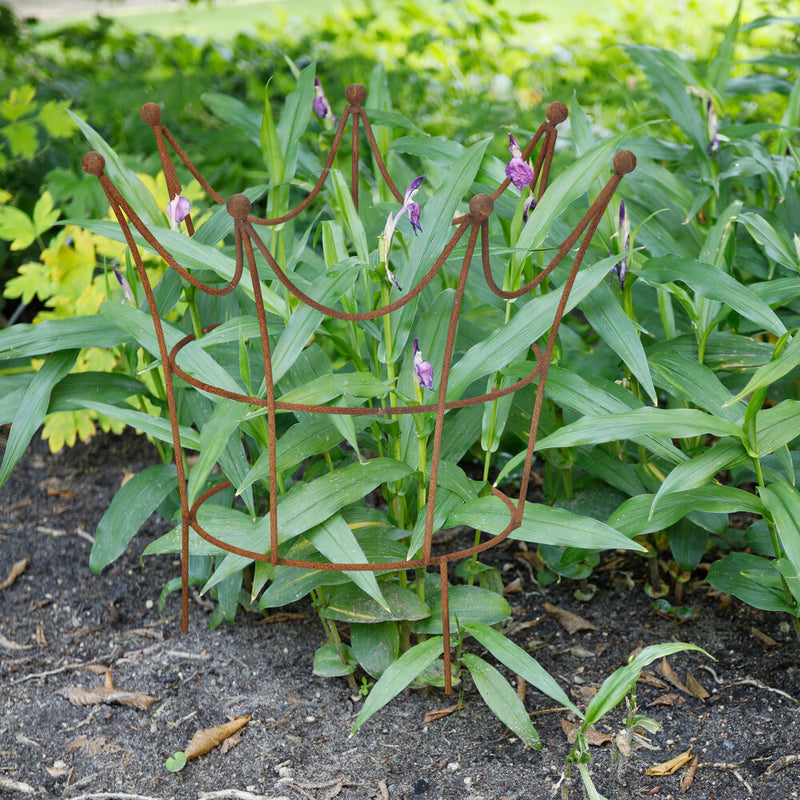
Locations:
1;429;799;800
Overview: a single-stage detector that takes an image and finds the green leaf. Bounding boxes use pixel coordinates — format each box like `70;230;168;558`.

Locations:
610;486;763;537
707;552;796;613
461;653;542;749
760;483;800;570
307;515;387;609
319;582;429;623
757;400;800;455
0;205;36;250
637;256;786;336
0;349;78;488
727;333;800;406
313;642;357;677
165;751;187;772
447;494;644;552
70;110;162;228
410;584;509;634
278;372;393;405
350;622;400;678
351;637;444;735
535;407;742;452
203;92;261;144
581;281;657;404
583;642;709;729
0;315;130;361
739;211;798;271
90;464;178;572
463;622;580;715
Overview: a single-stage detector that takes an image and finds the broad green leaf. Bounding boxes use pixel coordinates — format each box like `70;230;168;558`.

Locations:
775;558;800;608
78;399;200;449
350;621;400;678
727;333;800;406
447;494;644;552
581;281;657;404
637;256;786;336
203;92;261;144
187;400;244;504
410;584;509;634
313;642;357;677
100;302;244;395
70;110;162;227
535;407;742;452
463;622;580;715
610;486;763;537
623;45;707;152
760;483;800;569
583;642;709;729
0;349;78;488
90;464;178;572
739;211;798;271
707;552;796;613
184;458;414;587
319;582;429;623
650;439;749;516
351;636;444;735
461;653;542;749
448;254;624;399
647;349;744;424
278;372;393;405
81;220;287;318
0;315;130;361
307;514;387;608
260;564;349;608
667;518;709;572
756;400;800;455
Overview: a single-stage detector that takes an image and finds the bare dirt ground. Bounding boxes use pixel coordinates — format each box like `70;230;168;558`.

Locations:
1;429;800;800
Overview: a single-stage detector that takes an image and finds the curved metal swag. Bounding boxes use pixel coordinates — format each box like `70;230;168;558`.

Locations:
82;82;635;693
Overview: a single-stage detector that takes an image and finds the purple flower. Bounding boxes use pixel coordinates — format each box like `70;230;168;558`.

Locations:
522;193;537;224
166;194;191;231
413;338;434;391
313;78;337;125
380;176;425;289
113;266;135;304
611;200;630;290
706;99;720;156
505;134;534;191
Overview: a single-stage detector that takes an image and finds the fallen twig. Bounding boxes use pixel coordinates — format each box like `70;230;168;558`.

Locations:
67;794;163;800
198;791;290;800
762;753;800;778
7;649;120;685
695;665;798;703
0;777;35;794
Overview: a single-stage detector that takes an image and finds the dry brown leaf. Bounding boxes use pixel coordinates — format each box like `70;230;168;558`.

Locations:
184;716;251;761
751;626;778;648
647;693;684;707
0;633;34;651
219;730;244;754
62;685;159;710
560;719;611;746
645;747;694;776
66;735;124;757
543;602;598;634
685;671;710;700
638;670;669;690
503;577;524;594
423;704;460;724
0;557;30;590
35;622;48;649
680;755;699;790
571;685;598;705
658;658;693;696
45;765;68;778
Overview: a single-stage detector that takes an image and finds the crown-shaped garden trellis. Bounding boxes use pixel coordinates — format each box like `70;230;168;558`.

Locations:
82;83;635;692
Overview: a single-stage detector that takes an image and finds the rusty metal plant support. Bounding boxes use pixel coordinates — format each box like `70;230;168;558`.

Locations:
82;83;635;692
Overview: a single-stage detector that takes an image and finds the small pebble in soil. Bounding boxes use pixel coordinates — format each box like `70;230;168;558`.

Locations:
413;778;429;794
447;761;460;771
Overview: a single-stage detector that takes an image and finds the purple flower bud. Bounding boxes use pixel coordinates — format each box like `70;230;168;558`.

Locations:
313;78;337;125
386;266;403;292
166;194;191;231
611;200;630;290
522;193;537;224
413;338;434;391
113;267;135;304
506;134;533;190
706;99;720;156
404;175;424;204
407;202;422;235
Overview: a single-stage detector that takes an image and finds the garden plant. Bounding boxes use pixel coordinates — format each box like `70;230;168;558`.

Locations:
0;0;799;796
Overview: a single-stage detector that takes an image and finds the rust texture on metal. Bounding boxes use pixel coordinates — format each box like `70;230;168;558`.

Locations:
83;84;635;692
